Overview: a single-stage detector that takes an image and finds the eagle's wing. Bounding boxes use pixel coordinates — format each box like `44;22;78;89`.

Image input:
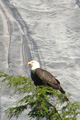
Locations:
35;68;60;88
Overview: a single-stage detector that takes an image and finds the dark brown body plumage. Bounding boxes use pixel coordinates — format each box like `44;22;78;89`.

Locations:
31;68;65;94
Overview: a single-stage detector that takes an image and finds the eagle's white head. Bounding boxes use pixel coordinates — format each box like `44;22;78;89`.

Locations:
28;60;40;70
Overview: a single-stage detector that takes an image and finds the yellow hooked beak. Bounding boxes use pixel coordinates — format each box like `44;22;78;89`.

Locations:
28;61;33;65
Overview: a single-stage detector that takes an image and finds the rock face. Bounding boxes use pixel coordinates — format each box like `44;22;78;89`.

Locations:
0;0;80;120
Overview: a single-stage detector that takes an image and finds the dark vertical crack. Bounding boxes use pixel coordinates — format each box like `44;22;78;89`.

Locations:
2;0;44;67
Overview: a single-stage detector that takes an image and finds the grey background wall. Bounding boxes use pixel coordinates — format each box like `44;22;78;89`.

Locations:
0;0;80;119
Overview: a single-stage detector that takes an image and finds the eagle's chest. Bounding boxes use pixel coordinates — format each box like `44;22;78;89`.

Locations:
31;70;44;86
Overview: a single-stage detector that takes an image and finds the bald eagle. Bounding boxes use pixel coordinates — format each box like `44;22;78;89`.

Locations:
28;60;65;94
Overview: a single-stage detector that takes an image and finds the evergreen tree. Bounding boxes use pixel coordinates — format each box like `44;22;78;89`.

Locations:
0;72;80;120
